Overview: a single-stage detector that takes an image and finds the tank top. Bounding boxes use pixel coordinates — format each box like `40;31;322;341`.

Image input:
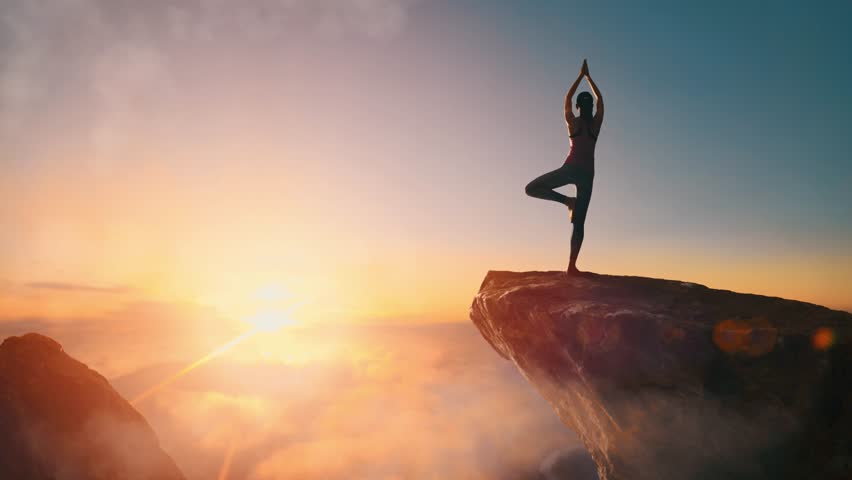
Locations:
564;116;601;173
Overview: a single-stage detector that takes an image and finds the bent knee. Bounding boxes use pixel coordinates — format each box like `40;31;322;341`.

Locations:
524;182;538;197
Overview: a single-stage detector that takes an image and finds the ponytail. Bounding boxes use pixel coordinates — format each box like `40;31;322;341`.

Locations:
579;104;594;122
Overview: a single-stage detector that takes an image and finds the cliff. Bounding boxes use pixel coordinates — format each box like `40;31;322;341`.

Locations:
470;271;851;480
0;333;185;480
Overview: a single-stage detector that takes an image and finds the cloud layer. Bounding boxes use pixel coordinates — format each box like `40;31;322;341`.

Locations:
130;323;591;479
1;309;595;479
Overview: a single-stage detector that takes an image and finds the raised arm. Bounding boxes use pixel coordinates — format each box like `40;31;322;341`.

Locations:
564;70;584;124
585;72;604;121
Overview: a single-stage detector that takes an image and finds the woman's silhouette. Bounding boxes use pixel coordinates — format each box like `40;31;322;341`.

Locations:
525;59;603;275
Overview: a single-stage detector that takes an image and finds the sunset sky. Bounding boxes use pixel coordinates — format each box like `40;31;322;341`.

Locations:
2;1;850;325
1;2;850;479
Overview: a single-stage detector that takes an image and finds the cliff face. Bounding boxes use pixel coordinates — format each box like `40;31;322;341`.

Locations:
0;333;185;480
470;271;851;480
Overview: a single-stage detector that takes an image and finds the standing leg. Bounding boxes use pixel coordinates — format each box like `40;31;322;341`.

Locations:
525;165;576;206
567;177;593;275
568;223;585;273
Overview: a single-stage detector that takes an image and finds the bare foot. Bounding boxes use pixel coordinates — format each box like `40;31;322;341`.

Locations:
566;265;585;276
565;197;576;209
565;197;576;221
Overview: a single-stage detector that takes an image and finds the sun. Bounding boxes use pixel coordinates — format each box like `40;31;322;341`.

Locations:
132;282;306;405
253;283;289;303
241;283;302;332
243;309;295;332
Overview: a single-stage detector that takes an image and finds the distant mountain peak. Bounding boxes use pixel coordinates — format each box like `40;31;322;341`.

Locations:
0;332;185;480
2;332;63;352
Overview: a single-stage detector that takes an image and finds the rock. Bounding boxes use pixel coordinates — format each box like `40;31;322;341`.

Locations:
0;333;185;480
470;271;852;480
540;448;599;480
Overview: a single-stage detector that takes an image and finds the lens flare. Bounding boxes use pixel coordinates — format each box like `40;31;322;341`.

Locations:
131;330;257;405
712;317;777;356
812;327;835;351
713;319;750;353
216;438;238;480
131;296;309;405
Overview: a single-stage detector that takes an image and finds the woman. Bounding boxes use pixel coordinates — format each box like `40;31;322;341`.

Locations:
525;59;603;275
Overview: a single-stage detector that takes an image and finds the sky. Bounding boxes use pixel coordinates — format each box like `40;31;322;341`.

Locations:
1;1;850;479
1;0;851;324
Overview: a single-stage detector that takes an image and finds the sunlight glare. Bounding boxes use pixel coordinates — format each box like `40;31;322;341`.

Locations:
254;283;291;303
241;284;305;332
131;285;310;405
243;309;294;332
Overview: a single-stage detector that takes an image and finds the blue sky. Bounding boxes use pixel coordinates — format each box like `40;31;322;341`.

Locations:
430;0;852;306
466;0;852;243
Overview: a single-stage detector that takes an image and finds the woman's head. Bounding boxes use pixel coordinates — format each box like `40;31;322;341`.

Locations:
576;91;594;120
